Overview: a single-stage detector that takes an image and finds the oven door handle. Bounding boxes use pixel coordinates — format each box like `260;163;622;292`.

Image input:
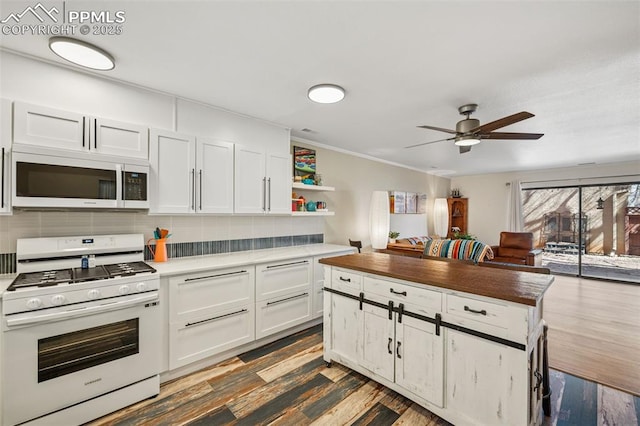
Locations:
5;293;159;328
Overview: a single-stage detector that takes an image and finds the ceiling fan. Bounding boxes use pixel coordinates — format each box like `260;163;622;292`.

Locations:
406;104;544;154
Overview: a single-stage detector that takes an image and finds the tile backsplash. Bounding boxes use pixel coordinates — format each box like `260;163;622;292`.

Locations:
0;211;326;273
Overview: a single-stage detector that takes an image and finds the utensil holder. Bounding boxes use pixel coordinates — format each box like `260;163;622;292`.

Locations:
147;238;168;262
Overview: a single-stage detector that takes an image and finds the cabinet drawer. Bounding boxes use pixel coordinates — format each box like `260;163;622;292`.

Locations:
365;277;441;313
169;305;254;369
331;269;363;294
170;267;254;322
446;294;509;329
256;290;312;339
256;258;312;301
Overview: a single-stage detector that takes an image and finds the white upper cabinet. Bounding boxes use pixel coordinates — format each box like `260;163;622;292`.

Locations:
196;138;234;213
149;129;234;214
234;144;289;214
0;99;12;214
13;102;148;159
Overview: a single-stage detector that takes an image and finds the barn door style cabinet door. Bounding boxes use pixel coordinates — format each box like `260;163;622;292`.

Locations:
13;101;148;159
234;144;290;214
149;129;234;214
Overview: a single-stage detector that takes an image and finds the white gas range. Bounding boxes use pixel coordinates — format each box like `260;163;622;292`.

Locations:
2;234;161;426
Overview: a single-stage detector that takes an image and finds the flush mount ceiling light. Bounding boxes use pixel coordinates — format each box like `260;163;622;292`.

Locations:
307;84;345;104
454;136;481;147
49;36;115;71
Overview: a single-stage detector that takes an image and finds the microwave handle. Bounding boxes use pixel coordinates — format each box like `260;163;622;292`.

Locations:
116;164;123;208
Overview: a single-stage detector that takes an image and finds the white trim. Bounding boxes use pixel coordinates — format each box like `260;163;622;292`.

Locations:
521;174;640;189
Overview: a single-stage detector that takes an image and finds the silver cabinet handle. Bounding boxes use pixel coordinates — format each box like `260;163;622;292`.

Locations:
82;117;86;147
191;168;195;211
265;260;309;270
185;309;248;327
199;169;203;211
267;177;271;212
183;270;248;283
262;177;267;212
1;147;4;208
266;292;308;306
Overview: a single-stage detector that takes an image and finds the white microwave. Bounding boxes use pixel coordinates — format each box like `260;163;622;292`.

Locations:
12;151;149;209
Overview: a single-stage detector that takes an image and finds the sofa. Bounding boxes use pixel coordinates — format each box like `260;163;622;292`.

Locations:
422;238;494;263
488;232;543;266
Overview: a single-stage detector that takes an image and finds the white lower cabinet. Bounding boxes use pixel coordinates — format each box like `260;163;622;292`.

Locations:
255;257;313;338
168;266;255;369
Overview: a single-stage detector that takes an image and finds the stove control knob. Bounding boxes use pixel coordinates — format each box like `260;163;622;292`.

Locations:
136;282;147;292
26;298;42;309
118;285;130;295
51;295;66;306
87;289;101;300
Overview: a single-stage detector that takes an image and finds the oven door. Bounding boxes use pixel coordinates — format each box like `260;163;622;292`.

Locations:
2;295;161;426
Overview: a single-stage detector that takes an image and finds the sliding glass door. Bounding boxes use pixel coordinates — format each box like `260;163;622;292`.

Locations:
523;183;639;283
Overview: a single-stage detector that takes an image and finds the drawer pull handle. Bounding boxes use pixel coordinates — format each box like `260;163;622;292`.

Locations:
387;337;393;354
464;305;487;315
267;292;308;306
339;276;351;282
184;270;248;282
396;341;402;359
185;309;247;327
266;260;309;270
390;288;407;296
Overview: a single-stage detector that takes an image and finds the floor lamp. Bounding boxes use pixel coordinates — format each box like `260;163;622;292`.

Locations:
369;191;390;249
433;198;449;239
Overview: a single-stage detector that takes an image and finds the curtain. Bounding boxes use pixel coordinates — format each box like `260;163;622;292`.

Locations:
507;180;524;231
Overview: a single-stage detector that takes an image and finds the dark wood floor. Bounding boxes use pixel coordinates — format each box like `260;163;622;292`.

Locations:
89;324;640;426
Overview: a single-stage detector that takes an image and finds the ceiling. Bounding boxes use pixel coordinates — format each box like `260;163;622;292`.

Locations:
1;1;639;176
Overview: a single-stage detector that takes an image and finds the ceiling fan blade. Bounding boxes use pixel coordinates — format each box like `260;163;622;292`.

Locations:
404;137;455;149
417;125;458;134
470;111;534;133
459;145;472;154
482;132;544;140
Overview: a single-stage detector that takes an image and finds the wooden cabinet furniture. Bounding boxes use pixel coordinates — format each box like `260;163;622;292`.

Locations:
321;253;553;426
149;129;234;214
0;99;11;214
168;266;255;369
447;197;468;238
234;144;290;214
13;101;148;159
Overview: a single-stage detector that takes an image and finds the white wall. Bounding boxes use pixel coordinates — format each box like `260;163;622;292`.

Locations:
450;161;640;245
291;138;451;248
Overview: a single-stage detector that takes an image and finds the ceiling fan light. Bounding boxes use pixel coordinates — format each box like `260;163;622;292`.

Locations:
455;137;481;146
49;36;115;71
308;84;345;104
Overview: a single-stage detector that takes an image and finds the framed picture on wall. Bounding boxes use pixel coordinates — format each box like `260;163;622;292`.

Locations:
417;193;427;214
406;192;417;214
391;191;406;214
293;146;316;179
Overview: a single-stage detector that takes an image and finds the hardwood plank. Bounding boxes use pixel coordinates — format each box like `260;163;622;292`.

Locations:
545;275;640;396
319;362;351;383
392;403;451;425
257;342;323;382
238;324;322;363
351;402;400;426
241;332;323;372
227;356;327;418
300;370;370;420
598;384;639;425
310;380;387;426
185;405;237;426
231;374;332;426
378;386;414;415
265;408;311;426
557;373;597;426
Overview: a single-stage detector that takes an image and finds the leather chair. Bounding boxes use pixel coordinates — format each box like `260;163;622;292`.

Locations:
489;232;543;266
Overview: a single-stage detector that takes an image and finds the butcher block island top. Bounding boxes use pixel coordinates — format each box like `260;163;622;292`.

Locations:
319;252;553;306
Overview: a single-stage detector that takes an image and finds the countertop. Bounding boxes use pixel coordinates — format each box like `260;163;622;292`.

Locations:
0;244;356;298
320;252;554;306
148;244;356;277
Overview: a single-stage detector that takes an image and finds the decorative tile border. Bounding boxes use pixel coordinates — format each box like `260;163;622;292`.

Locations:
0;234;324;274
144;234;324;261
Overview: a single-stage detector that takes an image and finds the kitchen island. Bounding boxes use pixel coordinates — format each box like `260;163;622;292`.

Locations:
320;252;553;426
